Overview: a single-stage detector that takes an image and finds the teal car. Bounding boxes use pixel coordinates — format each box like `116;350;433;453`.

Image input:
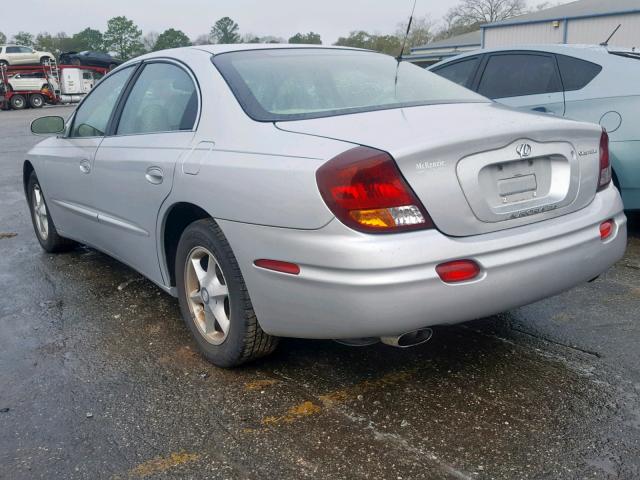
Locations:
430;44;640;210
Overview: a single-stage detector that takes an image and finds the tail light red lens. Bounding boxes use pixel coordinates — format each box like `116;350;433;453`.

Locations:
600;220;614;241
316;146;433;233
598;129;611;191
436;260;481;284
436;260;481;283
254;259;300;275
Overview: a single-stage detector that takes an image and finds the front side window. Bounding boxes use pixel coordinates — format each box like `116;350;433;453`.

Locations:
478;53;562;99
433;57;480;88
19;47;33;54
116;62;198;135
213;49;486;122
70;66;134;138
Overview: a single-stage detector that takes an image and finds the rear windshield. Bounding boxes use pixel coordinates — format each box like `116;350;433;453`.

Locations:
213;48;486;122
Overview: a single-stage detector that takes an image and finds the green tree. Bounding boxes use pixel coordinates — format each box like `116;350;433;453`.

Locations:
72;28;104;51
0;32;6;44
103;16;143;60
35;32;76;55
396;16;433;52
288;32;322;44
12;31;35;47
154;28;191;51
210;17;240;44
334;31;402;56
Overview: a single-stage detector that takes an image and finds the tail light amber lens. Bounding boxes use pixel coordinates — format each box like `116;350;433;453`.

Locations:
316;146;433;233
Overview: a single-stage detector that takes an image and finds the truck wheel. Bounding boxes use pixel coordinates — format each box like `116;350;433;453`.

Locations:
30;94;44;108
10;95;26;110
176;218;279;367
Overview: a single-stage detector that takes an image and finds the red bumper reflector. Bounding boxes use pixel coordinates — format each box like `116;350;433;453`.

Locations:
600;220;614;240
436;260;481;284
254;259;300;275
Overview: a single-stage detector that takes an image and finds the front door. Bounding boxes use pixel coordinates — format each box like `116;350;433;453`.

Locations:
39;65;136;246
476;52;565;116
90;61;199;284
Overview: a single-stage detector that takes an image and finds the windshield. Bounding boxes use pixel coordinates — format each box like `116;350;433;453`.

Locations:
213;48;487;122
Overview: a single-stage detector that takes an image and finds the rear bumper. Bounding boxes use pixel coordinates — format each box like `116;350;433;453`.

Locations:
218;186;627;339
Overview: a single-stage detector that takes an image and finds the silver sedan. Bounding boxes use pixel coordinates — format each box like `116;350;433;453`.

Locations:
25;45;627;367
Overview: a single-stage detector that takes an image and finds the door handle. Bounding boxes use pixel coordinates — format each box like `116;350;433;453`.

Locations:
79;159;91;174
145;166;164;185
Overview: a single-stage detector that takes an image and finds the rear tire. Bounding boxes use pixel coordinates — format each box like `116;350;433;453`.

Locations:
176;218;279;367
29;94;44;108
27;171;75;253
10;95;26;110
72;58;81;66
0;60;8;67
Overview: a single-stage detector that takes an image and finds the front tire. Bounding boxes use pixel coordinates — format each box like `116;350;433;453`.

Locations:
176;219;278;367
27;172;75;253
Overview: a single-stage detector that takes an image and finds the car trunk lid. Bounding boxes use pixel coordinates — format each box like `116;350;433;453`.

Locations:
276;103;603;237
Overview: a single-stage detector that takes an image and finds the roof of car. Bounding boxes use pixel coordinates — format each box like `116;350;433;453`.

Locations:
192;44;362;54
430;43;638;68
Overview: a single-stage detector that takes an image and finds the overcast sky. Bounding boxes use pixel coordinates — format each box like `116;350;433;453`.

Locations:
2;0;557;44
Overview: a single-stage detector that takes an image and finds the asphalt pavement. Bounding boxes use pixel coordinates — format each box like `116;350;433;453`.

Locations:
1;106;639;479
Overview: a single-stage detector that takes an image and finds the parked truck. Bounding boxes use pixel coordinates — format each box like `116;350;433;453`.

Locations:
0;60;107;110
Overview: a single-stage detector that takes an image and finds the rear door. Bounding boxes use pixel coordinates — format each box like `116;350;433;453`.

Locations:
475;52;565;116
6;46;27;65
90;60;199;283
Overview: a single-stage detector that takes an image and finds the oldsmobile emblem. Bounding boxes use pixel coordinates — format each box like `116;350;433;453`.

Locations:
516;143;532;158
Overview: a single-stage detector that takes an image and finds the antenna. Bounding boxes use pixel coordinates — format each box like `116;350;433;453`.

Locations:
397;0;418;62
601;24;622;47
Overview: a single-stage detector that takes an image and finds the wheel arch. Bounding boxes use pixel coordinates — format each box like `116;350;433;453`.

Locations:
23;160;35;197
161;202;212;287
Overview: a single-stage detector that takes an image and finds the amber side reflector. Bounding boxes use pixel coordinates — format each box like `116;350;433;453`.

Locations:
254;259;300;275
436;260;481;284
600;220;614;240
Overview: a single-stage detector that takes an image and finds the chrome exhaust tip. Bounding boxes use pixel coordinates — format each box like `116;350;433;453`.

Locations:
380;328;433;349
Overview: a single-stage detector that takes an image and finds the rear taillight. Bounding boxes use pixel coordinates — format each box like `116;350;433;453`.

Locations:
316;147;433;233
598;129;611;191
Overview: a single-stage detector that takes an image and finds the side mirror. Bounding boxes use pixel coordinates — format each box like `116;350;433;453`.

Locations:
31;116;65;136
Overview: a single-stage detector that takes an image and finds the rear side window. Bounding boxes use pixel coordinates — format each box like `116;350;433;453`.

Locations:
556;54;602;91
478;54;562;99
433;57;479;88
117;62;198;135
6;47;20;54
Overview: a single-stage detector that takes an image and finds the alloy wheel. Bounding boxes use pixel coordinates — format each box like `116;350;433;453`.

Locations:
32;184;49;240
184;247;231;345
